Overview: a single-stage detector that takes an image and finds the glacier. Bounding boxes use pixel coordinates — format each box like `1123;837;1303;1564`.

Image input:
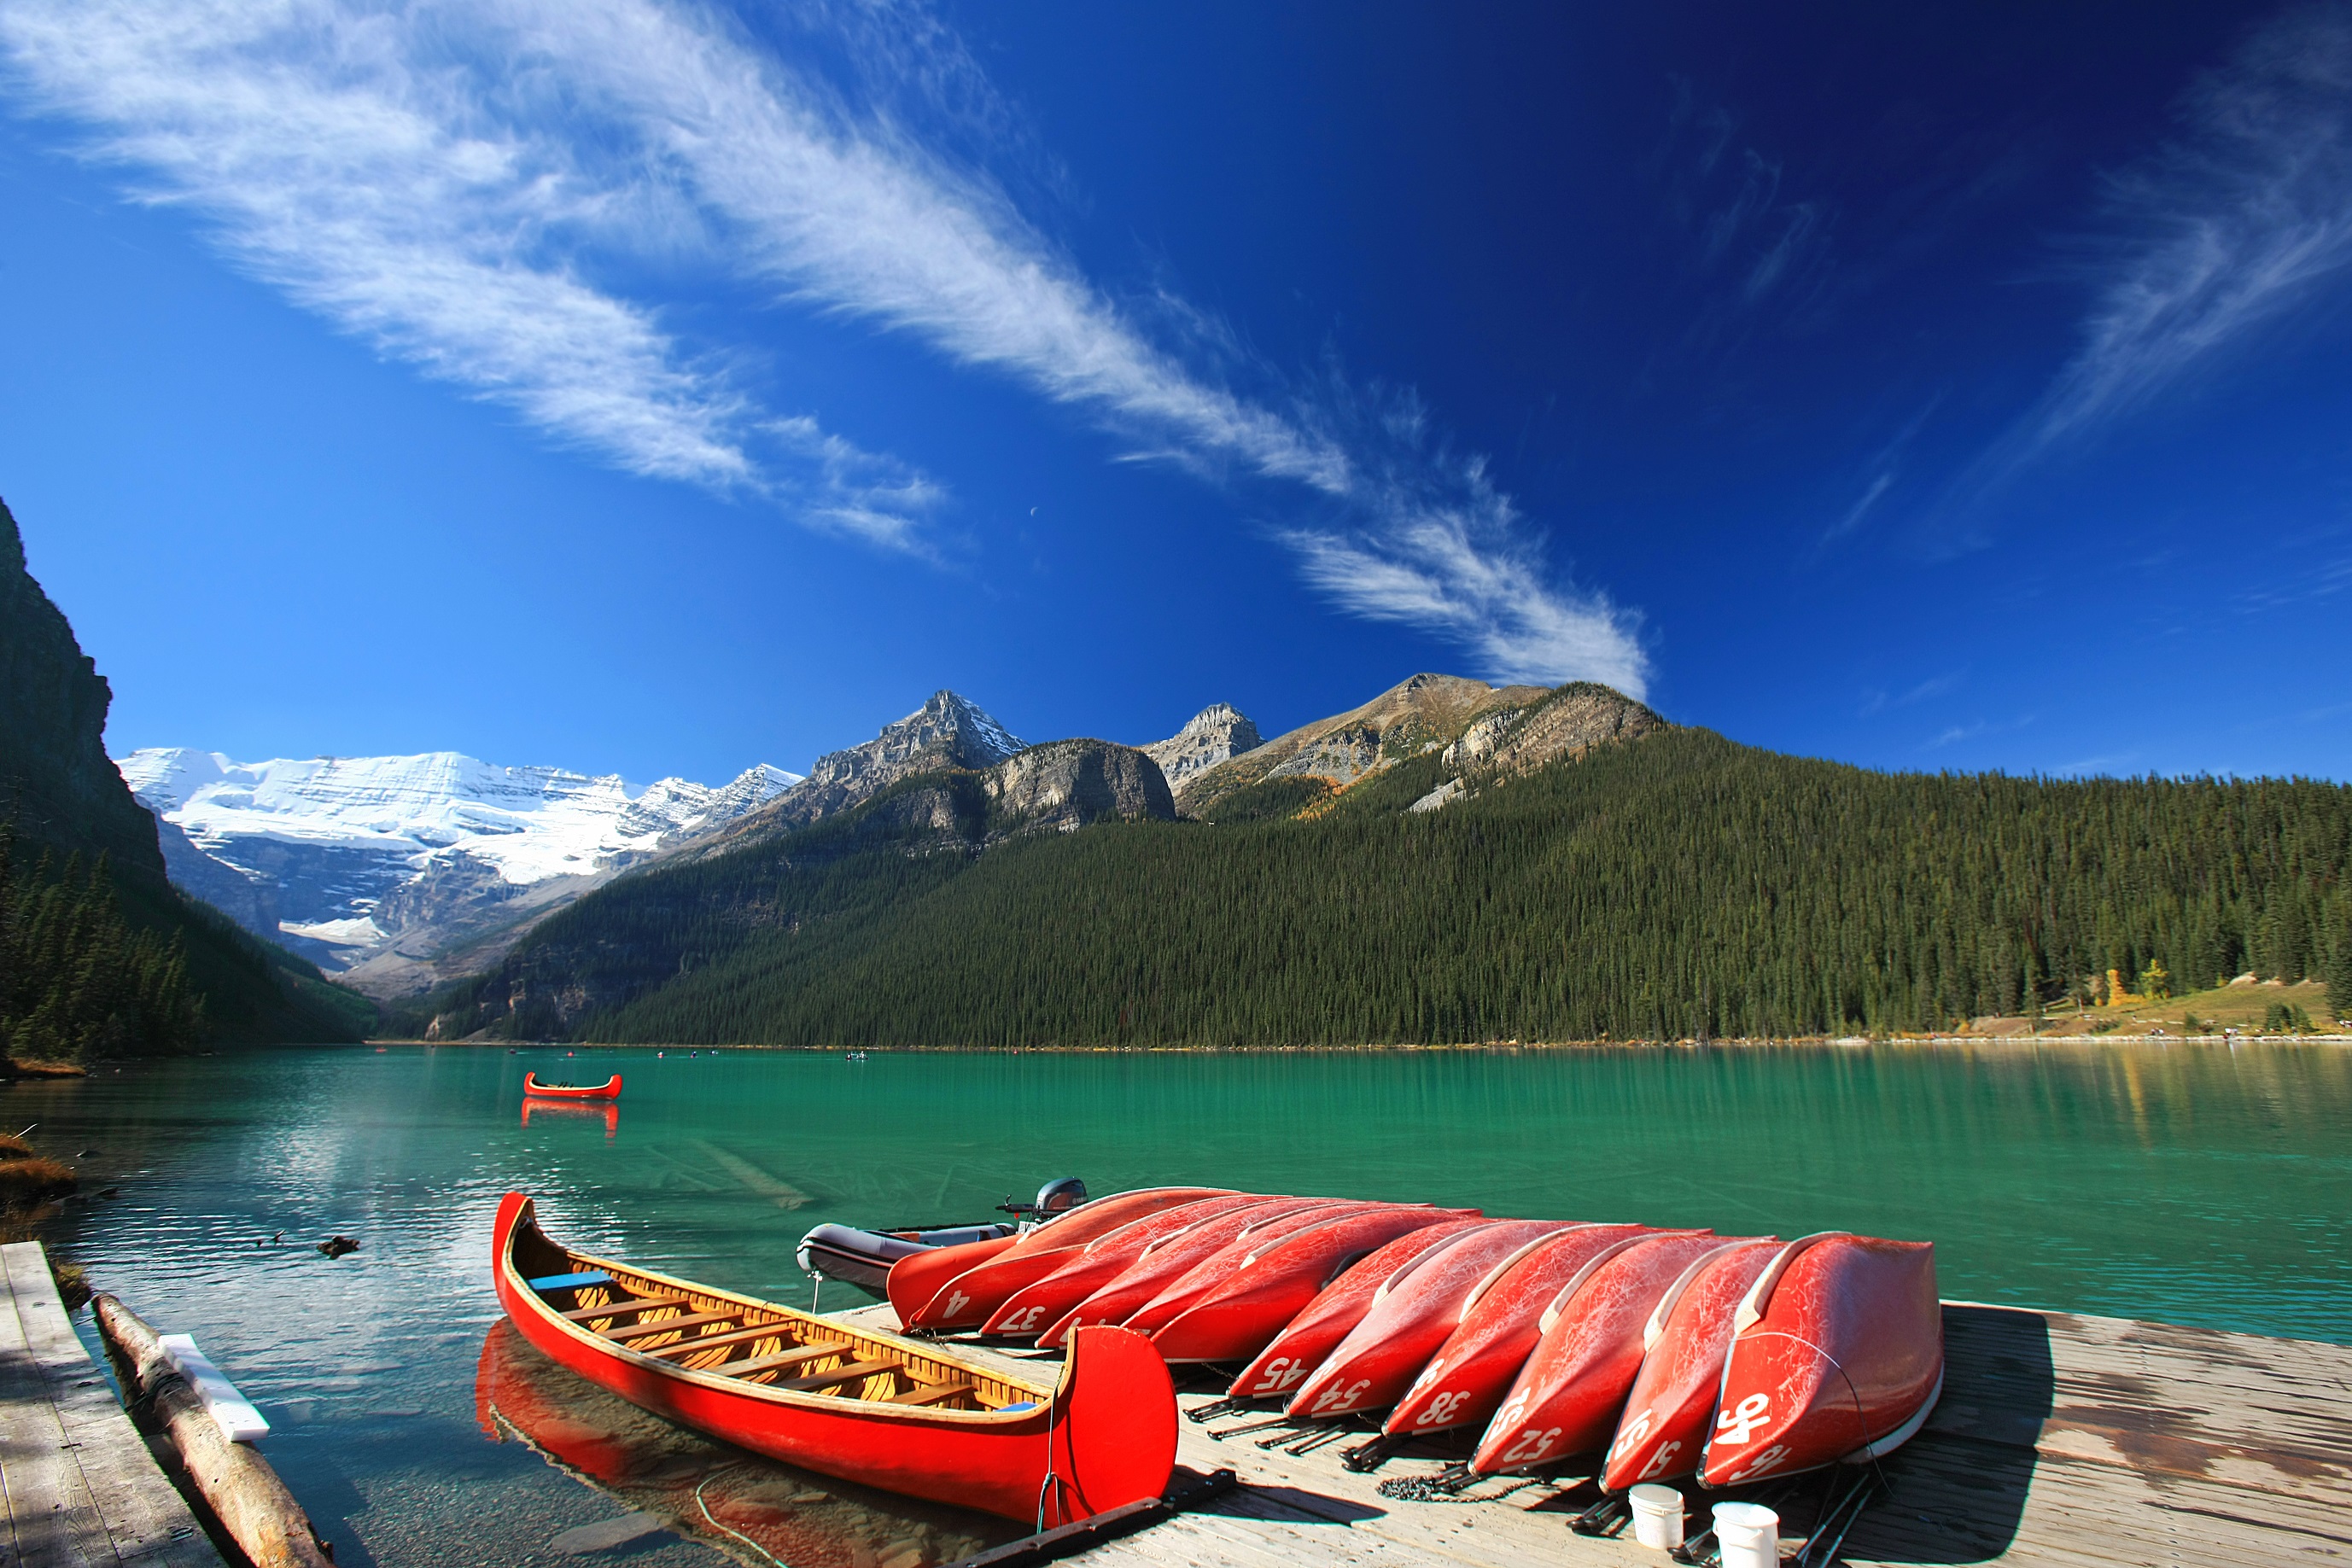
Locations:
114;748;799;987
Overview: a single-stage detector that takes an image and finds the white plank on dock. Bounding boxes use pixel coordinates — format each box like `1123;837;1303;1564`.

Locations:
0;1242;223;1567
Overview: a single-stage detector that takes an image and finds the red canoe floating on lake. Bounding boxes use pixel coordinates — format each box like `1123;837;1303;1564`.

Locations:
1468;1229;1730;1473
493;1192;1175;1524
523;1072;622;1100
1596;1235;1782;1489
1698;1233;1943;1488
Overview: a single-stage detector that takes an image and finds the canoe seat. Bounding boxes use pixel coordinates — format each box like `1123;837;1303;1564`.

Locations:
563;1295;687;1322
773;1356;904;1395
885;1379;976;1408
603;1309;744;1344
528;1270;613;1292
716;1342;857;1380
643;1321;793;1361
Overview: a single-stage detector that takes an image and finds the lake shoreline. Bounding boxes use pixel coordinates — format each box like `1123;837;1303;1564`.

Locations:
352;1032;2352;1052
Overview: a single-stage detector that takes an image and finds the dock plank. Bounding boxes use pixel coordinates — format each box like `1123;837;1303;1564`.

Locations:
834;1297;2352;1568
0;1243;224;1567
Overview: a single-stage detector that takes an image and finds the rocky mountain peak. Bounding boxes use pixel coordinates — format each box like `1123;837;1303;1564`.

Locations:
723;690;1024;838
1141;702;1263;791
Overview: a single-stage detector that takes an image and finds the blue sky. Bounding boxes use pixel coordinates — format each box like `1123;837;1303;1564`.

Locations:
3;2;2349;785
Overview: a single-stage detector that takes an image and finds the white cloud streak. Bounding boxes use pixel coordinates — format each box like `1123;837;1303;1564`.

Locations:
0;0;943;548
3;0;1648;690
2034;3;2352;449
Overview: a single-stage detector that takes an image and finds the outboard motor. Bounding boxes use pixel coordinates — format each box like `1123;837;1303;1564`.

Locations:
1034;1176;1088;1220
1000;1176;1088;1230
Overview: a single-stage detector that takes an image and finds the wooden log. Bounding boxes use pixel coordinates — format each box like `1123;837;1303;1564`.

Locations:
92;1293;336;1568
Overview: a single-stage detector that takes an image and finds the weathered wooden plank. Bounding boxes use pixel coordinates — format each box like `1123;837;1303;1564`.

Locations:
2;1248;133;1568
0;1244;222;1568
832;1296;2352;1568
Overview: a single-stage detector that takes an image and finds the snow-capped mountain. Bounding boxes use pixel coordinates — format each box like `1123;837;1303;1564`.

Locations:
114;748;798;989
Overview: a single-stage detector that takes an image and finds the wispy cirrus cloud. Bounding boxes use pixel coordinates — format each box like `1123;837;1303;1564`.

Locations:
0;0;946;551
1;0;1644;691
2021;3;2352;458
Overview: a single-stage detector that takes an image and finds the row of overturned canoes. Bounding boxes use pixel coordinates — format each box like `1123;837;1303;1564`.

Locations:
887;1188;1946;1490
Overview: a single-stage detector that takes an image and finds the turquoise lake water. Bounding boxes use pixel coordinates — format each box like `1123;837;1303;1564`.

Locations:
17;1041;2351;1565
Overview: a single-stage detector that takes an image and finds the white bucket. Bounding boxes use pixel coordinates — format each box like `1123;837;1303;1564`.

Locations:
1628;1483;1685;1550
1712;1501;1781;1568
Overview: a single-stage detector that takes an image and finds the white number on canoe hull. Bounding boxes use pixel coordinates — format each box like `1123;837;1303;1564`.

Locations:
1414;1390;1472;1428
1637;1440;1683;1481
1311;1379;1373;1414
1608;1408;1653;1462
1246;1357;1314;1395
940;1290;972;1320
1494;1425;1563;1466
1726;1442;1790;1483
997;1305;1050;1333
1714;1391;1771;1446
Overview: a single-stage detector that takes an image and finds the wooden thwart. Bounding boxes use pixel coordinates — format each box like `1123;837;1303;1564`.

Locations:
601;1308;744;1343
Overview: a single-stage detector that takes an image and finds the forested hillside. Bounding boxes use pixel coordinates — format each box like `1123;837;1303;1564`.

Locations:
397;722;2352;1046
0;497;371;1056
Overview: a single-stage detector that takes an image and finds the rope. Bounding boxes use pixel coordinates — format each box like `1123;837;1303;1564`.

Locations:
1736;1330;1898;1496
693;1465;793;1568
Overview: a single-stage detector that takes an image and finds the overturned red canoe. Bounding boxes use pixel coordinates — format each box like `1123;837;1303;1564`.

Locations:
1121;1202;1398;1339
524;1072;622;1100
1698;1233;1942;1489
493;1192;1175;1525
1225;1218;1492;1399
1384;1224;1658;1439
1285;1220;1579;1420
1154;1207;1474;1365
1598;1236;1782;1489
979;1194;1274;1338
1037;1198;1344;1349
893;1187;1236;1330
1467;1230;1730;1472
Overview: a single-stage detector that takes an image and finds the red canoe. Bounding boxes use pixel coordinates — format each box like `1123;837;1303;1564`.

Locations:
1153;1207;1473;1364
1225;1218;1492;1398
524;1072;622;1100
1383;1224;1656;1439
1466;1230;1729;1472
493;1192;1175;1524
1284;1220;1579;1420
1120;1202;1393;1338
1598;1237;1782;1489
893;1187;1236;1330
1698;1233;1943;1488
979;1195;1275;1338
1037;1198;1343;1349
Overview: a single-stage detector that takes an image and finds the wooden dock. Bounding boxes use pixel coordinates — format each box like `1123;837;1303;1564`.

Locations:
0;1242;222;1567
836;1300;2352;1568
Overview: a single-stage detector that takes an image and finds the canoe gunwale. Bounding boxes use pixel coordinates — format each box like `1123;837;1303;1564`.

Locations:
496;1196;1057;1421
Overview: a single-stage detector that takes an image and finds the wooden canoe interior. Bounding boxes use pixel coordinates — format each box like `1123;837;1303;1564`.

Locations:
528;1249;1052;1417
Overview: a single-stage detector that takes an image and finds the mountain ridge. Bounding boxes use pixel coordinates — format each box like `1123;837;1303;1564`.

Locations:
1;495;367;1052
114;746;802;993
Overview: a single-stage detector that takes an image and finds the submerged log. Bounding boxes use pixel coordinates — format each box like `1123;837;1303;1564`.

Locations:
93;1292;336;1568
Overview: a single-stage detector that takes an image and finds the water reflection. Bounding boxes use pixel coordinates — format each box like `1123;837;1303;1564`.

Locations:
522;1097;620;1136
473;1321;1021;1567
